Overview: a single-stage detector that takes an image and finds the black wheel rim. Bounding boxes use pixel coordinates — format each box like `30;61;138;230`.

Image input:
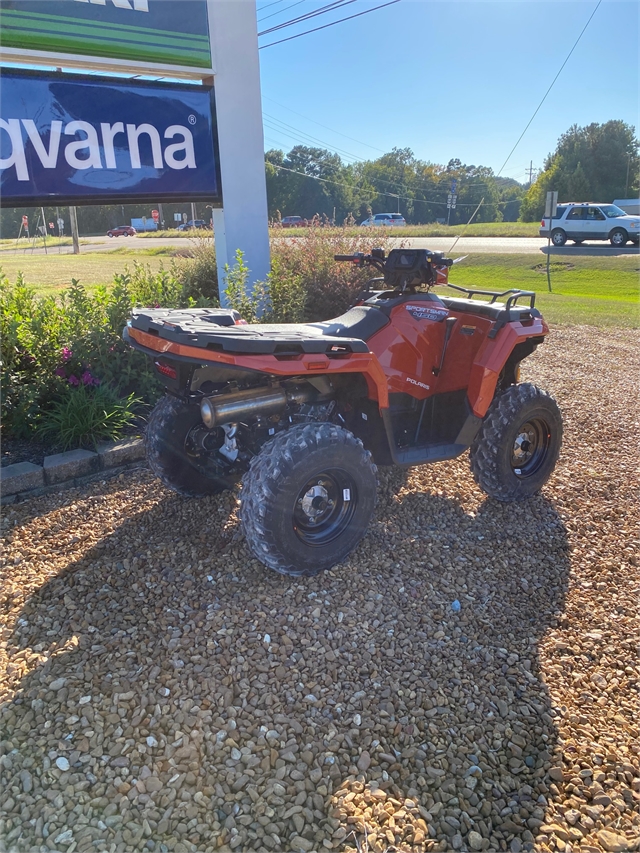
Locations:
511;418;551;477
293;469;357;546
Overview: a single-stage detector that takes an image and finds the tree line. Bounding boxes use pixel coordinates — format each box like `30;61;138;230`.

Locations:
1;120;635;237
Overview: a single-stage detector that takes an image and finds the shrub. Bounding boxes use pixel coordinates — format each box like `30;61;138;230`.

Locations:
0;261;219;441
270;227;401;321
37;384;140;450
176;235;219;303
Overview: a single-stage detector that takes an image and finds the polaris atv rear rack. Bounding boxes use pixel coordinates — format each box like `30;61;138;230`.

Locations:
443;282;537;311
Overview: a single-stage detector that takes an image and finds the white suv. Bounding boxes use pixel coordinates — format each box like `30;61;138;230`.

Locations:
361;213;407;227
540;202;640;247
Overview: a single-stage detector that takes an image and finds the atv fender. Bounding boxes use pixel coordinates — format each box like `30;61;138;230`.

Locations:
466;320;548;418
125;325;390;407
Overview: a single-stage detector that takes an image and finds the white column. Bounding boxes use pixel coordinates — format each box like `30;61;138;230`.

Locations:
207;0;270;305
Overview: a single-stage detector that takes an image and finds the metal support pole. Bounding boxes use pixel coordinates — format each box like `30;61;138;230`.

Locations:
41;207;47;254
69;206;80;254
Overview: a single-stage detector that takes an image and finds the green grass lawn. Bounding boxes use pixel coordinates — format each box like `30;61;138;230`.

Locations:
0;252;169;294
441;253;639;328
0;236;93;252
139;222;543;239
2;249;637;327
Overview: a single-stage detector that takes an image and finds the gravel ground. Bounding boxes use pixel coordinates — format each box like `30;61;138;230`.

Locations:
1;326;638;853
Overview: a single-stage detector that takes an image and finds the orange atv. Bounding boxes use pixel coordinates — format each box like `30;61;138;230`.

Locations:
124;248;562;576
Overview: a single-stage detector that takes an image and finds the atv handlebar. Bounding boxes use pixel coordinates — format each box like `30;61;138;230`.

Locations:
334;251;386;272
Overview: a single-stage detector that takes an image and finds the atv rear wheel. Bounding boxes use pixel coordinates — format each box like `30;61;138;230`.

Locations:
240;423;378;576
146;395;238;497
470;383;562;501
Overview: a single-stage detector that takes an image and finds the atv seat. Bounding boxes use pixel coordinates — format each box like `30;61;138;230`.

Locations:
129;306;389;356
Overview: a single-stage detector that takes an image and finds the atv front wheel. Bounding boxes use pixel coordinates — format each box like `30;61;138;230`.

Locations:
146;395;238;497
240;423;378;576
470;383;562;501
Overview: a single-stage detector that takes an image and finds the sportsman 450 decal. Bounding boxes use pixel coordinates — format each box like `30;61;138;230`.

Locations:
405;304;449;322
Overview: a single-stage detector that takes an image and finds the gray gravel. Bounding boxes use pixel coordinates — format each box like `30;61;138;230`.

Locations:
1;325;638;853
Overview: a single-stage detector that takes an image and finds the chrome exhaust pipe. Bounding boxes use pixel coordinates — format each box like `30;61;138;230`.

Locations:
200;385;314;428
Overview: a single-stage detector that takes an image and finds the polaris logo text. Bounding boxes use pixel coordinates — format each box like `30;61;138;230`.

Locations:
406;378;430;391
0;120;196;181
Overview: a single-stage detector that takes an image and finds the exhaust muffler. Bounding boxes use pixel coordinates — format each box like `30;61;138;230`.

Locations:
200;385;313;428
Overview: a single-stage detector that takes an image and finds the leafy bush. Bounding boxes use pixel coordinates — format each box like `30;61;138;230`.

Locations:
176;235;219;303
37;384;140;450
270;227;400;321
0;262;218;441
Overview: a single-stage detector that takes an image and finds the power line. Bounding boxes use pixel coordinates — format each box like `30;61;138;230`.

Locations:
263;95;387;153
257;0;288;11
259;0;401;49
258;0;307;24
497;0;602;176
263;113;363;162
259;1;358;34
272;163;510;208
264;119;502;197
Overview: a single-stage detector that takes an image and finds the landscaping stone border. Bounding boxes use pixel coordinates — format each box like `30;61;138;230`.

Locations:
0;438;146;504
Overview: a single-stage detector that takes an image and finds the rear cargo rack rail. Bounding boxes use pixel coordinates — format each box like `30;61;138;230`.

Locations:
444;283;536;311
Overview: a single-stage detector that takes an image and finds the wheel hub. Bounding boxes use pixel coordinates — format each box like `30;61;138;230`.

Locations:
510;418;551;477
513;430;534;463
300;483;332;523
293;469;357;546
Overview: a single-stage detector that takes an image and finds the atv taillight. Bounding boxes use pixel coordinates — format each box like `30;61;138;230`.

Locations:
235;319;248;325
155;361;178;380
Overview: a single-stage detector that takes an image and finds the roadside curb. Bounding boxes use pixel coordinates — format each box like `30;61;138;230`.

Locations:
1;438;146;504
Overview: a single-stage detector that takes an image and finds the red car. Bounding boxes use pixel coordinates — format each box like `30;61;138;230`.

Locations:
107;225;137;237
280;215;308;228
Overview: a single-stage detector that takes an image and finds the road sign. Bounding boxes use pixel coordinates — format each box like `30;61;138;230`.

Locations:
151;209;159;222
544;191;558;220
182;213;188;223
447;193;457;210
451;179;457;193
174;213;182;222
48;222;54;229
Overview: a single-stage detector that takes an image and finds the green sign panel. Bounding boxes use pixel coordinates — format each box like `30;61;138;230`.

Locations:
0;0;212;69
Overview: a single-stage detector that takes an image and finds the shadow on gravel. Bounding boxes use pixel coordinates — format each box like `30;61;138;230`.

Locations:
2;478;569;853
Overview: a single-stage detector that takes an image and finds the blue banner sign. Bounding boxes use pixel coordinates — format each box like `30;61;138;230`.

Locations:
0;69;222;206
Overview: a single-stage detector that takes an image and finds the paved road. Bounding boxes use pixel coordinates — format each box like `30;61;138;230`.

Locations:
4;234;639;257
401;237;639;257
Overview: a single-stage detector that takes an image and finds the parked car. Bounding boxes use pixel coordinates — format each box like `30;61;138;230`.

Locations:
107;225;136;237
361;213;407;227
280;215;308;228
177;220;208;231
540;202;640;247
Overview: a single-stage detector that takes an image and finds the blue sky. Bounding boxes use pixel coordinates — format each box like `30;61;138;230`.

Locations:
258;0;639;183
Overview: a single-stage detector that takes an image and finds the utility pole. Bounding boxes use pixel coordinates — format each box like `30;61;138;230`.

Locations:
527;161;535;187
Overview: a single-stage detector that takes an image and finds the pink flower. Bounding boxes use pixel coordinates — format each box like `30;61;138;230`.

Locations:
81;370;94;386
61;347;73;362
68;374;80;386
